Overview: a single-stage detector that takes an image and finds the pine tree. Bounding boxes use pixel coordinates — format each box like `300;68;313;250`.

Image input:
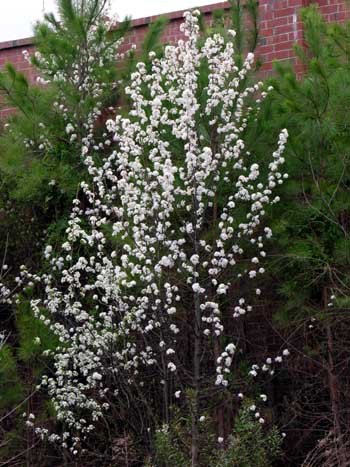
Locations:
0;0;130;203
248;5;350;464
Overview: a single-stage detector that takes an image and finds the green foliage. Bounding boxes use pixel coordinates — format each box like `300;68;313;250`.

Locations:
252;5;350;316
16;297;58;365
149;392;217;466
246;6;350;462
229;0;259;63
152;423;188;467
0;344;24;410
211;407;282;467
150;404;282;467
141;17;169;61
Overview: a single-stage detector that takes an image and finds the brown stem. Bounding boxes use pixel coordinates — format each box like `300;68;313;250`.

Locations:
191;191;201;467
191;288;201;467
214;339;225;444
324;287;344;463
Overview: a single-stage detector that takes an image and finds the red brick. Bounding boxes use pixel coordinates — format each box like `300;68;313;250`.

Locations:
288;0;303;6
257;45;274;55
274;24;294;35
274;7;297;18
274;40;295;52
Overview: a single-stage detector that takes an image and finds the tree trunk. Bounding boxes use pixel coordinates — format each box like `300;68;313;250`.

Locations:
324;287;344;464
191;290;201;467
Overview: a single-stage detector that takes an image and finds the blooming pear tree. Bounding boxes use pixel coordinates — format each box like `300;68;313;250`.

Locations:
31;10;288;462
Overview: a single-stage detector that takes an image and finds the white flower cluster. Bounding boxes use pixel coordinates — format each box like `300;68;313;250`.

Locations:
0;264;13;306
249;348;290;377
0;263;14;351
31;10;288;450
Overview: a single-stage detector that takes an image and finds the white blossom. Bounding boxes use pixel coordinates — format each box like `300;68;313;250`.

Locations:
29;10;288;447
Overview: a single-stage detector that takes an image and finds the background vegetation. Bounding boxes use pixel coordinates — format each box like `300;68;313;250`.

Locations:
0;1;349;466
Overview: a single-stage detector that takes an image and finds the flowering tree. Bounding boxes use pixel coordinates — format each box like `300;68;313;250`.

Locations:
31;10;288;464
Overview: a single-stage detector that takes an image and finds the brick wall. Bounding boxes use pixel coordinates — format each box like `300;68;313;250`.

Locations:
0;1;348;119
